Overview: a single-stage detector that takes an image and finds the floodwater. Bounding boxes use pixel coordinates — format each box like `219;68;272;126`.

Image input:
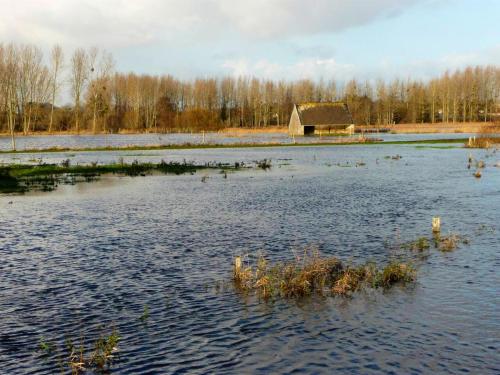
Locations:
0;138;499;374
0;131;478;152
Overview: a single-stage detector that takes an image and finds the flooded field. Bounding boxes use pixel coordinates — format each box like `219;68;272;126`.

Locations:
1;140;499;374
0;131;478;152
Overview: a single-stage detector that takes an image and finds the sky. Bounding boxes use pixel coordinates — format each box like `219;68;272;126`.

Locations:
1;0;499;82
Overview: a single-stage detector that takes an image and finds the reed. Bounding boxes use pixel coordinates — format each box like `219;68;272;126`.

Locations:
233;250;416;299
38;328;119;374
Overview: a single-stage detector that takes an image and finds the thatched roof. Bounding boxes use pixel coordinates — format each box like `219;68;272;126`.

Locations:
296;102;352;126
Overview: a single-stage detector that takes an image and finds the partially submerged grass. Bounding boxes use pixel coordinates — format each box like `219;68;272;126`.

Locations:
414;145;459;149
39;328;120;374
402;233;469;253
402;237;430;251
465;137;500;149
139;305;150;322
256;159;272;170
0;138;470;155
233;251;416;299
435;233;469;252
0;159;244;193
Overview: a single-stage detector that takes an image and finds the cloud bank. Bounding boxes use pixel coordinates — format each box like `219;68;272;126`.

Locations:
0;0;423;47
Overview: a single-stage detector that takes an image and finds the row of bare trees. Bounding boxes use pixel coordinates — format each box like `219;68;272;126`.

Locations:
1;42;500;142
344;66;500;126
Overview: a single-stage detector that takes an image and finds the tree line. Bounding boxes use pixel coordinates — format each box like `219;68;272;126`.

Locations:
1;43;499;139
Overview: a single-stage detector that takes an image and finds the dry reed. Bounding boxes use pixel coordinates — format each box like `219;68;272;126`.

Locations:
233;250;415;299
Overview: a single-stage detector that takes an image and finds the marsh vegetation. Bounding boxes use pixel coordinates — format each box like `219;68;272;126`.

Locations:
233;250;416;299
38;328;119;374
0;159;247;193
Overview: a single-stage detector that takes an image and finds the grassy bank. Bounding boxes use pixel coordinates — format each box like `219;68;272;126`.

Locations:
0;138;472;154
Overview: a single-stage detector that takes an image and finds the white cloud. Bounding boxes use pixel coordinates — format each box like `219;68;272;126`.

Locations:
216;0;423;38
221;43;500;82
373;45;500;81
222;58;356;81
0;0;426;48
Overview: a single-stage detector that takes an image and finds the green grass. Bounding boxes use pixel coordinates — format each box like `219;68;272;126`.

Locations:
380;138;468;145
0;160;243;193
402;237;431;251
414;145;460;149
0;138;470;154
39;328;120;374
401;233;469;253
139;305;150;322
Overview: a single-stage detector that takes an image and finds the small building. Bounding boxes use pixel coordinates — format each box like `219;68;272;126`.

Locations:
288;102;354;136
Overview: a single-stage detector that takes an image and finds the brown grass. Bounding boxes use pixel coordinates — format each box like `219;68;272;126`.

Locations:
38;328;119;374
436;234;469;252
402;237;430;251
219;126;288;135
358;122;500;134
466;137;500;149
233;250;416;299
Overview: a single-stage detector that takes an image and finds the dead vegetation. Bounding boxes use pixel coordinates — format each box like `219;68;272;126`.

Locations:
402;233;469;253
38;328;119;374
402;237;430;251
466;137;500;149
465;125;500;149
435;233;469;252
233;250;416;299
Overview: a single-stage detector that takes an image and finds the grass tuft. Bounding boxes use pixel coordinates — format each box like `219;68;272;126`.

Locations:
139;305;150;322
233;250;415;299
39;328;120;374
402;237;430;251
435;233;468;252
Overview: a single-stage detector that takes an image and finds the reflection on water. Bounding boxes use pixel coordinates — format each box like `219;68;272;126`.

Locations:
0;143;499;374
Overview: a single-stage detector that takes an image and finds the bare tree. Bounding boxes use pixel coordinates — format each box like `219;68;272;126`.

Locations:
48;45;64;133
87;48;115;133
70;48;88;133
3;44;18;150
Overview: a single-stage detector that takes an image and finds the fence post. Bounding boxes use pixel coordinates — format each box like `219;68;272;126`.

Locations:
432;217;441;233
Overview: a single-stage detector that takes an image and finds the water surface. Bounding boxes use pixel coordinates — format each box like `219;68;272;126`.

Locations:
0;142;499;374
0;132;478;152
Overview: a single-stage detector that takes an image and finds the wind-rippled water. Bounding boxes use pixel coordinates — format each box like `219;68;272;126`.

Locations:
0;139;499;374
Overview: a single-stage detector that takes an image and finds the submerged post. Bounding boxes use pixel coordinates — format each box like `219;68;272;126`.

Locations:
432;217;441;233
234;256;242;274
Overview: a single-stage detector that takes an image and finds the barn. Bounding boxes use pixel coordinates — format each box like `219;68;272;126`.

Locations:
288;102;354;136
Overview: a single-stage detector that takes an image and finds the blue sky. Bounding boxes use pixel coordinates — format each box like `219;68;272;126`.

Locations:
1;0;499;82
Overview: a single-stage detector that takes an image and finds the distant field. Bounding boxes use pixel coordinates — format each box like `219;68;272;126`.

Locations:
357;122;500;134
1;122;499;137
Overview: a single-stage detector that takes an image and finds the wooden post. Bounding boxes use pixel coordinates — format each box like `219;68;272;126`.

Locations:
234;256;242;274
432;217;441;233
202;131;205;144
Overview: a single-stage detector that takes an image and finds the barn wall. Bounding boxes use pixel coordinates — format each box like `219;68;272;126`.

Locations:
288;106;304;135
